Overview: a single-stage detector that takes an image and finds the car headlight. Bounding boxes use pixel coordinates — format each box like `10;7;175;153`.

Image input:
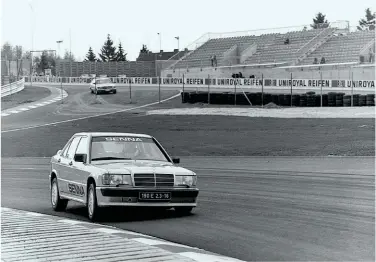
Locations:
175;175;197;187
102;174;132;186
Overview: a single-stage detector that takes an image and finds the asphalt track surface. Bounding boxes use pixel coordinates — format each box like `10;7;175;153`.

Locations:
1;157;374;261
1;84;375;261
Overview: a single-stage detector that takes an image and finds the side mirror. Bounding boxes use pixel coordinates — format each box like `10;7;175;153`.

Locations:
172;158;180;164
74;154;87;163
57;150;62;155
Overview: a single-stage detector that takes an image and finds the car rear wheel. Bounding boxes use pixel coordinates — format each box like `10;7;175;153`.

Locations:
87;183;101;221
113;90;117;94
174;207;193;215
51;178;68;211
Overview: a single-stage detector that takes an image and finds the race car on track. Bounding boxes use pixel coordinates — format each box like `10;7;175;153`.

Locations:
49;132;199;221
89;77;116;94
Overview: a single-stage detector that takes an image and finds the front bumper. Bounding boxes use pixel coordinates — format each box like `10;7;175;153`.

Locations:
96;187;199;207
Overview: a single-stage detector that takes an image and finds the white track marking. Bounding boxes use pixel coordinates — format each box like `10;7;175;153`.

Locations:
179;252;244;262
1;92;181;133
133;238;198;248
59;219;83;225
1;86;68;117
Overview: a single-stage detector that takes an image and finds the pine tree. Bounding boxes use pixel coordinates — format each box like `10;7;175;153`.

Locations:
38;51;50;73
99;34;117;62
85;47;97;61
116;42;127;61
311;12;329;29
357;8;375;31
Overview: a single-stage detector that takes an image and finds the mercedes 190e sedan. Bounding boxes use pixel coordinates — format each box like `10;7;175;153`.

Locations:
49;132;199;221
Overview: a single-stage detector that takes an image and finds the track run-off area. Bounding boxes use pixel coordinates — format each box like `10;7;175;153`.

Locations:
1;83;375;261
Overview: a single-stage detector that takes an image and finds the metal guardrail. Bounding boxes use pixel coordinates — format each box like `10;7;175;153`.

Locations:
1;78;25;98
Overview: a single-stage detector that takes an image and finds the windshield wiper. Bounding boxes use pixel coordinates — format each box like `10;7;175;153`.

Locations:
91;157;132;161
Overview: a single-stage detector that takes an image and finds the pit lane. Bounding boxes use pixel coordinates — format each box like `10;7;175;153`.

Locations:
1;84;375;261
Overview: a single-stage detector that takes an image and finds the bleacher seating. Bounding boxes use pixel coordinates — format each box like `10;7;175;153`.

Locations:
172;36;257;69
299;30;375;65
244;29;325;64
171;29;327;69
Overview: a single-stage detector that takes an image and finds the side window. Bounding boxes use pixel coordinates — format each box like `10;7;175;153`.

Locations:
61;139;73;157
65;137;81;160
75;137;88;155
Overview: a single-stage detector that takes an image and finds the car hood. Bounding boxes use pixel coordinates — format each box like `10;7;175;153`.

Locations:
95;83;115;87
90;160;194;175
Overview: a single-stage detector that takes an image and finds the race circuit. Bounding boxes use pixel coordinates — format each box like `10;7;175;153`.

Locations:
1;84;375;261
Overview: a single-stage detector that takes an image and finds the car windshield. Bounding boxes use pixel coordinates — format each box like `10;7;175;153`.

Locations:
96;78;112;84
90;136;169;162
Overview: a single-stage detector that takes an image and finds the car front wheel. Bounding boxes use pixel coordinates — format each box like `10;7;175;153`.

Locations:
87;183;101;221
51;178;68;211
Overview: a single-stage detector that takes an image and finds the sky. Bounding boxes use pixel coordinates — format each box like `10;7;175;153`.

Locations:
1;0;375;61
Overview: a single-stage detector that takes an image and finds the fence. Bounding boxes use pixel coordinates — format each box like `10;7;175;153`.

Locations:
1;78;25;98
56;61;158;77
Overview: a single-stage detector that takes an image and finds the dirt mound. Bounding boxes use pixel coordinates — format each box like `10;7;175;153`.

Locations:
88;98;103;105
263;102;281;108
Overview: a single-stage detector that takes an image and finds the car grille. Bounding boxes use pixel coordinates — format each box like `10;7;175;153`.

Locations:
133;174;174;187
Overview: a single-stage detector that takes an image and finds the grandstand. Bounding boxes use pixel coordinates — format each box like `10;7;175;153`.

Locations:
163;21;375;79
299;30;375;65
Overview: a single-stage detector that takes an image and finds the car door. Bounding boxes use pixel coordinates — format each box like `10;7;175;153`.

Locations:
68;136;90;202
55;138;74;195
59;136;82;196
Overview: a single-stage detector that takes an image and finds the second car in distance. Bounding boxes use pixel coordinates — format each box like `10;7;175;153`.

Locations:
89;77;117;94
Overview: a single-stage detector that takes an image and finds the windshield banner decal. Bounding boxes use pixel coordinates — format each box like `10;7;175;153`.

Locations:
93;137;144;142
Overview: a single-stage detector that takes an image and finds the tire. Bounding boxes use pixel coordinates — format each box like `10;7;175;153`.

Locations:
113;90;117;94
87;183;101;222
175;207;193;215
51;177;68;211
91;89;94;94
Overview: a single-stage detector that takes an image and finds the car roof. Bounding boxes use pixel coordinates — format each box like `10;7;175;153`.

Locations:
74;132;152;138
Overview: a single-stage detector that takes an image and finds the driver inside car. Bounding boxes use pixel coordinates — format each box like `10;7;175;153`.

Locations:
123;143;142;159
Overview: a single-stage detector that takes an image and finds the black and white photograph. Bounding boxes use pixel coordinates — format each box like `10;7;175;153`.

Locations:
0;0;375;261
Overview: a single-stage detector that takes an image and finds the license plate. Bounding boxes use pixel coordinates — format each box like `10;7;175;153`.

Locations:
139;192;171;200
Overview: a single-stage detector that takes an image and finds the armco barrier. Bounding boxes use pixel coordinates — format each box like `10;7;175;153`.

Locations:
1;78;25;98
